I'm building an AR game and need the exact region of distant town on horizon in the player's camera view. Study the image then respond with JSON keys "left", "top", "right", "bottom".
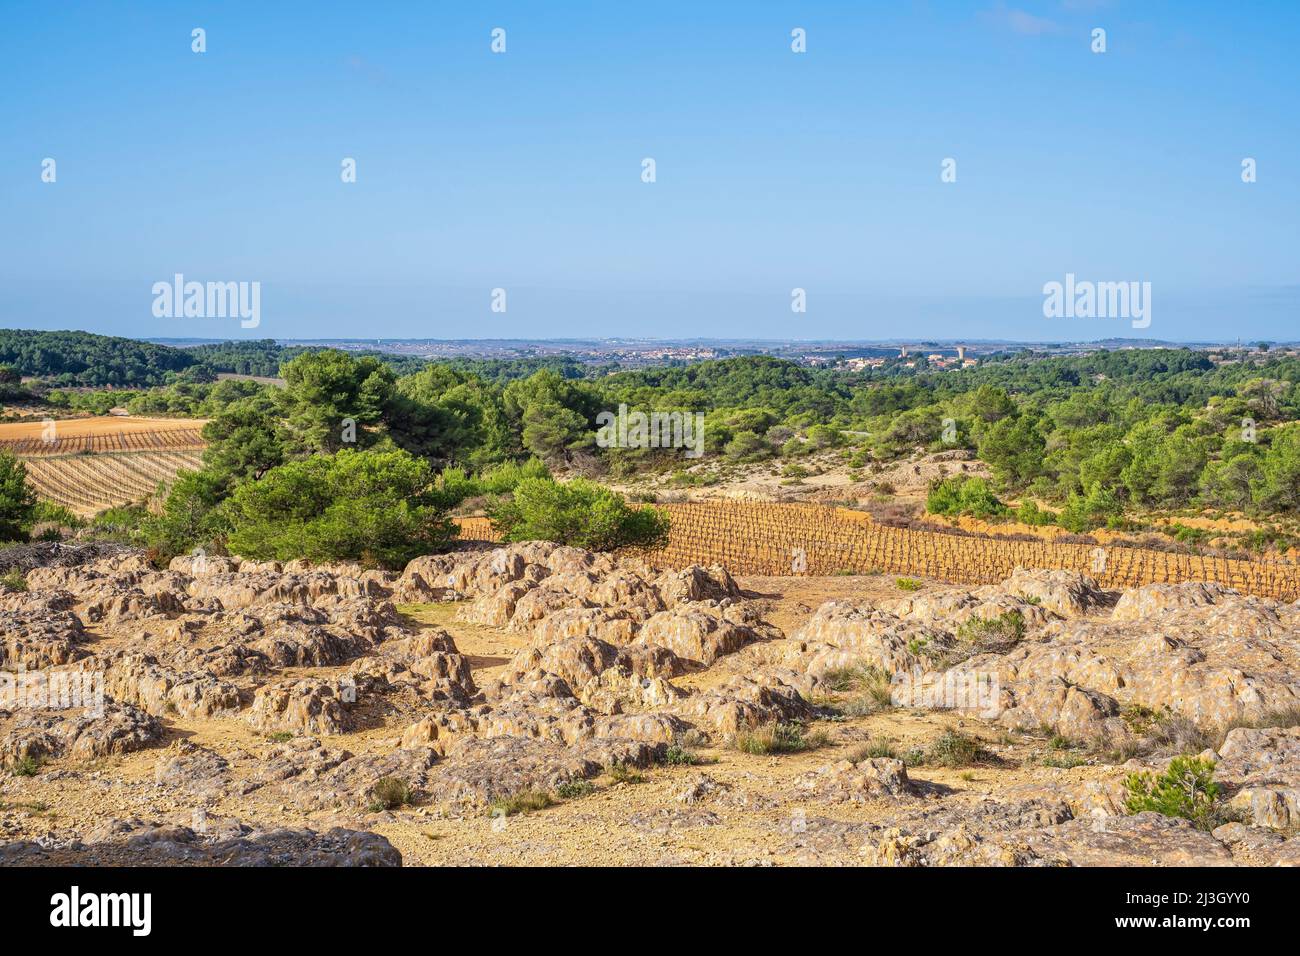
{"left": 122, "top": 332, "right": 1300, "bottom": 372}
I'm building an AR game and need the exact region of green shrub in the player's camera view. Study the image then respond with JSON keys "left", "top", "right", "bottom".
{"left": 781, "top": 437, "right": 812, "bottom": 458}
{"left": 1123, "top": 756, "right": 1226, "bottom": 830}
{"left": 1059, "top": 481, "right": 1124, "bottom": 533}
{"left": 0, "top": 452, "right": 36, "bottom": 542}
{"left": 1015, "top": 499, "right": 1056, "bottom": 526}
{"left": 926, "top": 476, "right": 1008, "bottom": 520}
{"left": 732, "top": 722, "right": 830, "bottom": 756}
{"left": 366, "top": 776, "right": 413, "bottom": 812}
{"left": 9, "top": 755, "right": 41, "bottom": 777}
{"left": 142, "top": 468, "right": 230, "bottom": 564}
{"left": 943, "top": 611, "right": 1026, "bottom": 667}
{"left": 1042, "top": 753, "right": 1086, "bottom": 769}
{"left": 660, "top": 745, "right": 701, "bottom": 766}
{"left": 437, "top": 458, "right": 550, "bottom": 506}
{"left": 605, "top": 761, "right": 645, "bottom": 784}
{"left": 477, "top": 457, "right": 550, "bottom": 495}
{"left": 31, "top": 501, "right": 83, "bottom": 528}
{"left": 821, "top": 663, "right": 894, "bottom": 713}
{"left": 956, "top": 611, "right": 1026, "bottom": 646}
{"left": 847, "top": 741, "right": 898, "bottom": 761}
{"left": 724, "top": 431, "right": 772, "bottom": 461}
{"left": 555, "top": 779, "right": 594, "bottom": 799}
{"left": 895, "top": 577, "right": 922, "bottom": 592}
{"left": 806, "top": 424, "right": 843, "bottom": 449}
{"left": 917, "top": 730, "right": 987, "bottom": 768}
{"left": 225, "top": 448, "right": 455, "bottom": 569}
{"left": 488, "top": 477, "right": 669, "bottom": 552}
{"left": 489, "top": 790, "right": 554, "bottom": 816}
{"left": 88, "top": 504, "right": 151, "bottom": 541}
{"left": 0, "top": 567, "right": 26, "bottom": 592}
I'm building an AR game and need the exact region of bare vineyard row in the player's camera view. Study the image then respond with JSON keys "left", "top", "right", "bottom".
{"left": 24, "top": 451, "right": 205, "bottom": 516}
{"left": 455, "top": 501, "right": 1300, "bottom": 602}
{"left": 0, "top": 428, "right": 207, "bottom": 457}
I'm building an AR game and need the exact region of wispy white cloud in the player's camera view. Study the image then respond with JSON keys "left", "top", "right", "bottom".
{"left": 984, "top": 3, "right": 1064, "bottom": 36}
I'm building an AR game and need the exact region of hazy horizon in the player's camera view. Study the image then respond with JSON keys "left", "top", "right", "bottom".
{"left": 9, "top": 326, "right": 1298, "bottom": 349}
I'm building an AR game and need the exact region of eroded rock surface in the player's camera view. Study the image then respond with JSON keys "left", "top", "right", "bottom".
{"left": 3, "top": 547, "right": 1299, "bottom": 867}
{"left": 0, "top": 819, "right": 400, "bottom": 866}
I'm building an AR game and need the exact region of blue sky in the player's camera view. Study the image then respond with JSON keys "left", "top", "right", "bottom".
{"left": 1, "top": 1, "right": 1296, "bottom": 342}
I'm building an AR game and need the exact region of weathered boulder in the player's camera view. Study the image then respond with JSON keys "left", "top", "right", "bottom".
{"left": 2, "top": 699, "right": 162, "bottom": 762}
{"left": 1001, "top": 568, "right": 1107, "bottom": 618}
{"left": 423, "top": 734, "right": 662, "bottom": 810}
{"left": 0, "top": 821, "right": 401, "bottom": 866}
{"left": 637, "top": 605, "right": 755, "bottom": 667}
{"left": 1111, "top": 581, "right": 1233, "bottom": 622}
{"left": 1217, "top": 726, "right": 1300, "bottom": 829}
{"left": 251, "top": 623, "right": 373, "bottom": 668}
{"left": 105, "top": 654, "right": 242, "bottom": 719}
{"left": 671, "top": 676, "right": 812, "bottom": 737}
{"left": 655, "top": 565, "right": 740, "bottom": 606}
{"left": 459, "top": 580, "right": 535, "bottom": 626}
{"left": 797, "top": 757, "right": 915, "bottom": 802}
{"left": 792, "top": 602, "right": 938, "bottom": 677}
{"left": 153, "top": 741, "right": 232, "bottom": 798}
{"left": 529, "top": 607, "right": 638, "bottom": 646}
{"left": 0, "top": 599, "right": 87, "bottom": 669}
{"left": 245, "top": 678, "right": 351, "bottom": 736}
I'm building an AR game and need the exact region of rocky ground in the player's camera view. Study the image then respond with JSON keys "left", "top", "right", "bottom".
{"left": 613, "top": 449, "right": 984, "bottom": 507}
{"left": 2, "top": 543, "right": 1299, "bottom": 866}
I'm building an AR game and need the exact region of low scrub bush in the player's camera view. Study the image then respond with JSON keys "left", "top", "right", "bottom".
{"left": 846, "top": 741, "right": 898, "bottom": 762}
{"left": 555, "top": 779, "right": 594, "bottom": 799}
{"left": 605, "top": 761, "right": 645, "bottom": 784}
{"left": 926, "top": 476, "right": 1009, "bottom": 521}
{"left": 1123, "top": 756, "right": 1229, "bottom": 831}
{"left": 9, "top": 755, "right": 42, "bottom": 777}
{"left": 223, "top": 449, "right": 456, "bottom": 569}
{"left": 660, "top": 745, "right": 702, "bottom": 766}
{"left": 910, "top": 730, "right": 989, "bottom": 768}
{"left": 942, "top": 611, "right": 1026, "bottom": 667}
{"left": 820, "top": 663, "right": 894, "bottom": 714}
{"left": 366, "top": 777, "right": 413, "bottom": 812}
{"left": 733, "top": 722, "right": 830, "bottom": 756}
{"left": 489, "top": 790, "right": 554, "bottom": 816}
{"left": 489, "top": 477, "right": 670, "bottom": 552}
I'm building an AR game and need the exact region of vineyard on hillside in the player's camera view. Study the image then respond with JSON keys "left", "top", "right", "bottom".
{"left": 22, "top": 451, "right": 205, "bottom": 516}
{"left": 0, "top": 417, "right": 209, "bottom": 517}
{"left": 0, "top": 427, "right": 206, "bottom": 456}
{"left": 456, "top": 501, "right": 1300, "bottom": 602}
{"left": 0, "top": 416, "right": 206, "bottom": 456}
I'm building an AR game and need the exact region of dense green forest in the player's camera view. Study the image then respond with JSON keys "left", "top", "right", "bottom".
{"left": 120, "top": 346, "right": 1297, "bottom": 561}
{"left": 0, "top": 329, "right": 199, "bottom": 386}
{"left": 0, "top": 331, "right": 442, "bottom": 388}
{"left": 178, "top": 340, "right": 598, "bottom": 381}
{"left": 5, "top": 329, "right": 1299, "bottom": 561}
{"left": 180, "top": 339, "right": 432, "bottom": 378}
